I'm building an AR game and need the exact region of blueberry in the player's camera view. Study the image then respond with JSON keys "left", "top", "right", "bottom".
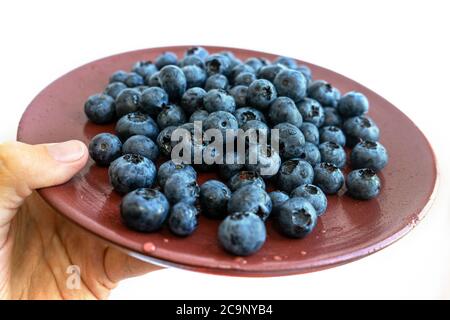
{"left": 181, "top": 87, "right": 207, "bottom": 115}
{"left": 319, "top": 126, "right": 346, "bottom": 146}
{"left": 269, "top": 191, "right": 290, "bottom": 217}
{"left": 247, "top": 79, "right": 277, "bottom": 111}
{"left": 343, "top": 116, "right": 380, "bottom": 147}
{"left": 273, "top": 69, "right": 307, "bottom": 103}
{"left": 136, "top": 85, "right": 150, "bottom": 93}
{"left": 179, "top": 55, "right": 205, "bottom": 69}
{"left": 104, "top": 82, "right": 127, "bottom": 100}
{"left": 274, "top": 56, "right": 298, "bottom": 69}
{"left": 84, "top": 93, "right": 116, "bottom": 124}
{"left": 323, "top": 107, "right": 343, "bottom": 127}
{"left": 189, "top": 109, "right": 209, "bottom": 122}
{"left": 168, "top": 202, "right": 199, "bottom": 236}
{"left": 109, "top": 154, "right": 156, "bottom": 194}
{"left": 132, "top": 61, "right": 158, "bottom": 78}
{"left": 257, "top": 64, "right": 286, "bottom": 83}
{"left": 157, "top": 160, "right": 197, "bottom": 188}
{"left": 219, "top": 51, "right": 241, "bottom": 70}
{"left": 115, "top": 88, "right": 141, "bottom": 118}
{"left": 159, "top": 65, "right": 187, "bottom": 101}
{"left": 199, "top": 180, "right": 231, "bottom": 219}
{"left": 313, "top": 162, "right": 344, "bottom": 194}
{"left": 205, "top": 54, "right": 231, "bottom": 76}
{"left": 124, "top": 72, "right": 145, "bottom": 88}
{"left": 240, "top": 120, "right": 270, "bottom": 141}
{"left": 218, "top": 152, "right": 245, "bottom": 180}
{"left": 346, "top": 168, "right": 381, "bottom": 200}
{"left": 277, "top": 197, "right": 317, "bottom": 238}
{"left": 230, "top": 64, "right": 255, "bottom": 82}
{"left": 234, "top": 107, "right": 266, "bottom": 127}
{"left": 239, "top": 119, "right": 268, "bottom": 139}
{"left": 268, "top": 96, "right": 303, "bottom": 128}
{"left": 234, "top": 72, "right": 256, "bottom": 87}
{"left": 318, "top": 141, "right": 346, "bottom": 168}
{"left": 122, "top": 135, "right": 159, "bottom": 161}
{"left": 116, "top": 111, "right": 159, "bottom": 141}
{"left": 300, "top": 122, "right": 320, "bottom": 145}
{"left": 296, "top": 65, "right": 311, "bottom": 76}
{"left": 245, "top": 144, "right": 281, "bottom": 179}
{"left": 164, "top": 172, "right": 200, "bottom": 204}
{"left": 145, "top": 72, "right": 161, "bottom": 87}
{"left": 120, "top": 188, "right": 169, "bottom": 232}
{"left": 203, "top": 111, "right": 238, "bottom": 137}
{"left": 350, "top": 140, "right": 388, "bottom": 172}
{"left": 297, "top": 142, "right": 322, "bottom": 166}
{"left": 296, "top": 65, "right": 312, "bottom": 84}
{"left": 274, "top": 122, "right": 305, "bottom": 160}
{"left": 204, "top": 89, "right": 236, "bottom": 113}
{"left": 245, "top": 57, "right": 269, "bottom": 72}
{"left": 296, "top": 98, "right": 325, "bottom": 127}
{"left": 133, "top": 84, "right": 146, "bottom": 91}
{"left": 157, "top": 104, "right": 187, "bottom": 129}
{"left": 205, "top": 74, "right": 229, "bottom": 91}
{"left": 227, "top": 184, "right": 272, "bottom": 221}
{"left": 140, "top": 87, "right": 168, "bottom": 117}
{"left": 291, "top": 184, "right": 327, "bottom": 216}
{"left": 182, "top": 65, "right": 207, "bottom": 89}
{"left": 218, "top": 212, "right": 266, "bottom": 256}
{"left": 229, "top": 85, "right": 248, "bottom": 108}
{"left": 185, "top": 46, "right": 209, "bottom": 59}
{"left": 228, "top": 170, "right": 266, "bottom": 192}
{"left": 338, "top": 91, "right": 369, "bottom": 118}
{"left": 88, "top": 133, "right": 122, "bottom": 166}
{"left": 277, "top": 159, "right": 314, "bottom": 193}
{"left": 307, "top": 80, "right": 340, "bottom": 108}
{"left": 178, "top": 121, "right": 196, "bottom": 134}
{"left": 109, "top": 70, "right": 128, "bottom": 83}
{"left": 156, "top": 126, "right": 177, "bottom": 157}
{"left": 155, "top": 51, "right": 178, "bottom": 70}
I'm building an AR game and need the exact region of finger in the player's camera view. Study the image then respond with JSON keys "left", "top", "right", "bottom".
{"left": 0, "top": 140, "right": 88, "bottom": 225}
{"left": 104, "top": 246, "right": 163, "bottom": 283}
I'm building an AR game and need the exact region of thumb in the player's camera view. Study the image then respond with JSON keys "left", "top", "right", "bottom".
{"left": 0, "top": 140, "right": 88, "bottom": 224}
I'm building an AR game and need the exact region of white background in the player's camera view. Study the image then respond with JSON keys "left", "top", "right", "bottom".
{"left": 1, "top": 0, "right": 449, "bottom": 299}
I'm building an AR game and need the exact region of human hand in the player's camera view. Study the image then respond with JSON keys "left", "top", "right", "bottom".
{"left": 0, "top": 140, "right": 160, "bottom": 300}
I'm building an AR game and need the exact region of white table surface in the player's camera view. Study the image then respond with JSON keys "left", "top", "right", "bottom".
{"left": 1, "top": 0, "right": 449, "bottom": 299}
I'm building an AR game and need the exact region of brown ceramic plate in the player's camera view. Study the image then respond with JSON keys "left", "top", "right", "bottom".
{"left": 17, "top": 46, "right": 437, "bottom": 276}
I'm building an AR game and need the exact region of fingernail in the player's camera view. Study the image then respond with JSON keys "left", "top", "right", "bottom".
{"left": 47, "top": 140, "right": 86, "bottom": 162}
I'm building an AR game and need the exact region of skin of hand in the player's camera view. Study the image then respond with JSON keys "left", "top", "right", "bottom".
{"left": 0, "top": 140, "right": 160, "bottom": 300}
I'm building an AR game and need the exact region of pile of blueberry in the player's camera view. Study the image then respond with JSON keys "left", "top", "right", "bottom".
{"left": 85, "top": 47, "right": 388, "bottom": 256}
